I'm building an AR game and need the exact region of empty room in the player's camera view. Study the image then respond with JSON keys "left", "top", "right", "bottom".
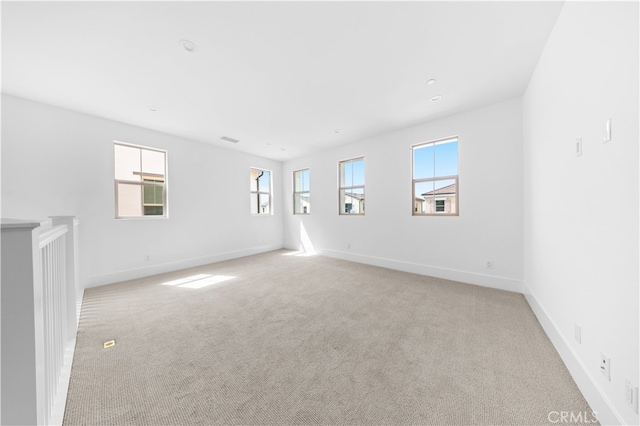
{"left": 1, "top": 1, "right": 638, "bottom": 425}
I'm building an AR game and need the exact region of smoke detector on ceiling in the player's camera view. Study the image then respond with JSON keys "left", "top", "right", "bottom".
{"left": 180, "top": 39, "right": 197, "bottom": 53}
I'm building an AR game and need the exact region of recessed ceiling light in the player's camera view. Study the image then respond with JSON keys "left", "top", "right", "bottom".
{"left": 147, "top": 106, "right": 157, "bottom": 112}
{"left": 180, "top": 39, "right": 197, "bottom": 53}
{"left": 431, "top": 95, "right": 442, "bottom": 102}
{"left": 426, "top": 79, "right": 436, "bottom": 85}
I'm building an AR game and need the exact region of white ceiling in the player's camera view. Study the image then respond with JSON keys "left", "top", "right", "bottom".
{"left": 2, "top": 1, "right": 563, "bottom": 161}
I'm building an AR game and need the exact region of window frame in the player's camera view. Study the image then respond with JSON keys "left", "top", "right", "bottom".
{"left": 338, "top": 156, "right": 365, "bottom": 216}
{"left": 293, "top": 168, "right": 310, "bottom": 215}
{"left": 411, "top": 136, "right": 459, "bottom": 217}
{"left": 114, "top": 141, "right": 168, "bottom": 220}
{"left": 250, "top": 167, "right": 272, "bottom": 215}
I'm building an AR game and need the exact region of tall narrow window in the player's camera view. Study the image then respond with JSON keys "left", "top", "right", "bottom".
{"left": 412, "top": 137, "right": 458, "bottom": 216}
{"left": 114, "top": 142, "right": 167, "bottom": 218}
{"left": 293, "top": 169, "right": 310, "bottom": 214}
{"left": 339, "top": 157, "right": 365, "bottom": 215}
{"left": 250, "top": 168, "right": 271, "bottom": 214}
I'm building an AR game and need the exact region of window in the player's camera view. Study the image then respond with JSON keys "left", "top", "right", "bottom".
{"left": 412, "top": 137, "right": 458, "bottom": 216}
{"left": 339, "top": 157, "right": 365, "bottom": 215}
{"left": 293, "top": 169, "right": 310, "bottom": 214}
{"left": 250, "top": 168, "right": 271, "bottom": 214}
{"left": 114, "top": 142, "right": 167, "bottom": 218}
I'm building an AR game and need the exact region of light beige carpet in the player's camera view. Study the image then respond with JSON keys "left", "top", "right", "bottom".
{"left": 63, "top": 250, "right": 595, "bottom": 425}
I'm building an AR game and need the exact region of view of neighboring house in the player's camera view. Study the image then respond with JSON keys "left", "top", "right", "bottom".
{"left": 344, "top": 192, "right": 365, "bottom": 214}
{"left": 420, "top": 183, "right": 457, "bottom": 214}
{"left": 299, "top": 195, "right": 310, "bottom": 214}
{"left": 414, "top": 197, "right": 425, "bottom": 213}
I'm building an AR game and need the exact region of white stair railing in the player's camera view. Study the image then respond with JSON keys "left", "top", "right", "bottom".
{"left": 1, "top": 216, "right": 80, "bottom": 426}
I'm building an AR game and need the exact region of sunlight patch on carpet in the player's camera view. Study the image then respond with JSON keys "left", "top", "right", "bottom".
{"left": 160, "top": 274, "right": 236, "bottom": 289}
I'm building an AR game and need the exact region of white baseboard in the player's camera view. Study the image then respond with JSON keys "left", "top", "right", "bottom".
{"left": 523, "top": 282, "right": 623, "bottom": 426}
{"left": 85, "top": 244, "right": 283, "bottom": 288}
{"left": 316, "top": 248, "right": 522, "bottom": 293}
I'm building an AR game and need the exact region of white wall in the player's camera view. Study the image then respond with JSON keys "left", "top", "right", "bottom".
{"left": 1, "top": 94, "right": 284, "bottom": 287}
{"left": 283, "top": 98, "right": 523, "bottom": 292}
{"left": 523, "top": 2, "right": 639, "bottom": 425}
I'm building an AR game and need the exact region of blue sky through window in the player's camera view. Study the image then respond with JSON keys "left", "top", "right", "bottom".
{"left": 258, "top": 170, "right": 270, "bottom": 192}
{"left": 413, "top": 139, "right": 458, "bottom": 191}
{"left": 340, "top": 158, "right": 365, "bottom": 187}
{"left": 295, "top": 169, "right": 310, "bottom": 192}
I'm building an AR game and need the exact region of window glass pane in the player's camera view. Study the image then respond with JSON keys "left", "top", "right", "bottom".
{"left": 421, "top": 178, "right": 457, "bottom": 214}
{"left": 250, "top": 169, "right": 262, "bottom": 191}
{"left": 434, "top": 140, "right": 458, "bottom": 177}
{"left": 259, "top": 170, "right": 271, "bottom": 193}
{"left": 414, "top": 196, "right": 425, "bottom": 214}
{"left": 144, "top": 206, "right": 163, "bottom": 216}
{"left": 433, "top": 178, "right": 456, "bottom": 194}
{"left": 340, "top": 188, "right": 364, "bottom": 214}
{"left": 294, "top": 193, "right": 310, "bottom": 214}
{"left": 259, "top": 193, "right": 271, "bottom": 214}
{"left": 143, "top": 184, "right": 154, "bottom": 204}
{"left": 116, "top": 183, "right": 143, "bottom": 217}
{"left": 294, "top": 170, "right": 302, "bottom": 192}
{"left": 141, "top": 149, "right": 165, "bottom": 176}
{"left": 143, "top": 182, "right": 163, "bottom": 205}
{"left": 415, "top": 180, "right": 435, "bottom": 199}
{"left": 352, "top": 159, "right": 365, "bottom": 186}
{"left": 340, "top": 162, "right": 352, "bottom": 187}
{"left": 339, "top": 190, "right": 347, "bottom": 213}
{"left": 114, "top": 144, "right": 141, "bottom": 181}
{"left": 250, "top": 192, "right": 259, "bottom": 214}
{"left": 156, "top": 186, "right": 163, "bottom": 204}
{"left": 413, "top": 144, "right": 434, "bottom": 180}
{"left": 294, "top": 169, "right": 309, "bottom": 192}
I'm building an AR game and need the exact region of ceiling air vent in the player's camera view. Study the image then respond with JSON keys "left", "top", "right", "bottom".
{"left": 221, "top": 136, "right": 239, "bottom": 144}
